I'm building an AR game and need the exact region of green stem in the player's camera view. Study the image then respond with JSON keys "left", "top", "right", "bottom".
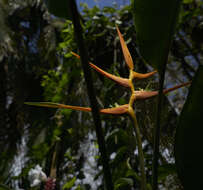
{"left": 128, "top": 107, "right": 147, "bottom": 190}
{"left": 69, "top": 1, "right": 113, "bottom": 190}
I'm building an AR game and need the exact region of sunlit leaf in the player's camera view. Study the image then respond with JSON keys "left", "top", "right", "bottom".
{"left": 116, "top": 26, "right": 134, "bottom": 70}
{"left": 175, "top": 66, "right": 203, "bottom": 189}
{"left": 63, "top": 177, "right": 76, "bottom": 190}
{"left": 183, "top": 0, "right": 193, "bottom": 3}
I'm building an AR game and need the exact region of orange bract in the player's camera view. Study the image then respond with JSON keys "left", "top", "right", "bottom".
{"left": 116, "top": 26, "right": 134, "bottom": 70}
{"left": 89, "top": 63, "right": 130, "bottom": 88}
{"left": 134, "top": 82, "right": 191, "bottom": 100}
{"left": 25, "top": 102, "right": 129, "bottom": 115}
{"left": 71, "top": 52, "right": 156, "bottom": 88}
{"left": 71, "top": 51, "right": 130, "bottom": 88}
{"left": 133, "top": 70, "right": 157, "bottom": 79}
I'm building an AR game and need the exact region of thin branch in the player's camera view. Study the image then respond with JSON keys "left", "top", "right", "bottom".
{"left": 69, "top": 1, "right": 113, "bottom": 189}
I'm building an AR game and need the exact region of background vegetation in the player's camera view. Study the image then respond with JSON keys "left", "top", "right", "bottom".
{"left": 0, "top": 0, "right": 202, "bottom": 189}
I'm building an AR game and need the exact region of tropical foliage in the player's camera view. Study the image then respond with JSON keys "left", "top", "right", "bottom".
{"left": 0, "top": 0, "right": 202, "bottom": 190}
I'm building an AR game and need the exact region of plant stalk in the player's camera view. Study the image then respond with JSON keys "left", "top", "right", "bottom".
{"left": 128, "top": 70, "right": 147, "bottom": 190}
{"left": 69, "top": 1, "right": 113, "bottom": 189}
{"left": 128, "top": 108, "right": 148, "bottom": 190}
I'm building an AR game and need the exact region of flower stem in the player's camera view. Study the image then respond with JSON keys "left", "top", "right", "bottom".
{"left": 128, "top": 70, "right": 147, "bottom": 190}
{"left": 128, "top": 107, "right": 148, "bottom": 190}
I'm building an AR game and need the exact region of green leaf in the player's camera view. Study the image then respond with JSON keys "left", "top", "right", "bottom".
{"left": 183, "top": 0, "right": 193, "bottom": 4}
{"left": 63, "top": 177, "right": 76, "bottom": 190}
{"left": 126, "top": 169, "right": 140, "bottom": 181}
{"left": 158, "top": 164, "right": 176, "bottom": 182}
{"left": 46, "top": 0, "right": 72, "bottom": 20}
{"left": 114, "top": 177, "right": 133, "bottom": 190}
{"left": 132, "top": 0, "right": 181, "bottom": 72}
{"left": 0, "top": 184, "right": 12, "bottom": 190}
{"left": 175, "top": 65, "right": 203, "bottom": 189}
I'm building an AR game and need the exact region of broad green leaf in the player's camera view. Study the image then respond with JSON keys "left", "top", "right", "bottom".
{"left": 63, "top": 177, "right": 76, "bottom": 190}
{"left": 175, "top": 65, "right": 203, "bottom": 189}
{"left": 132, "top": 0, "right": 181, "bottom": 72}
{"left": 46, "top": 0, "right": 72, "bottom": 20}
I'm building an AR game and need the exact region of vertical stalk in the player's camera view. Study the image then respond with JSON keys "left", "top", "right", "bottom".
{"left": 128, "top": 70, "right": 147, "bottom": 190}
{"left": 69, "top": 1, "right": 113, "bottom": 189}
{"left": 128, "top": 108, "right": 147, "bottom": 190}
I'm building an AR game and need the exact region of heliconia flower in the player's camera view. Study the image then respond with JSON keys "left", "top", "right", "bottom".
{"left": 134, "top": 82, "right": 191, "bottom": 100}
{"left": 25, "top": 81, "right": 190, "bottom": 116}
{"left": 25, "top": 102, "right": 129, "bottom": 115}
{"left": 71, "top": 52, "right": 156, "bottom": 88}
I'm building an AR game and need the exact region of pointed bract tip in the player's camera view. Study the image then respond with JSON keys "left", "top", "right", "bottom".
{"left": 89, "top": 63, "right": 130, "bottom": 88}
{"left": 71, "top": 51, "right": 80, "bottom": 59}
{"left": 25, "top": 102, "right": 129, "bottom": 115}
{"left": 134, "top": 81, "right": 191, "bottom": 100}
{"left": 116, "top": 26, "right": 134, "bottom": 70}
{"left": 133, "top": 70, "right": 157, "bottom": 79}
